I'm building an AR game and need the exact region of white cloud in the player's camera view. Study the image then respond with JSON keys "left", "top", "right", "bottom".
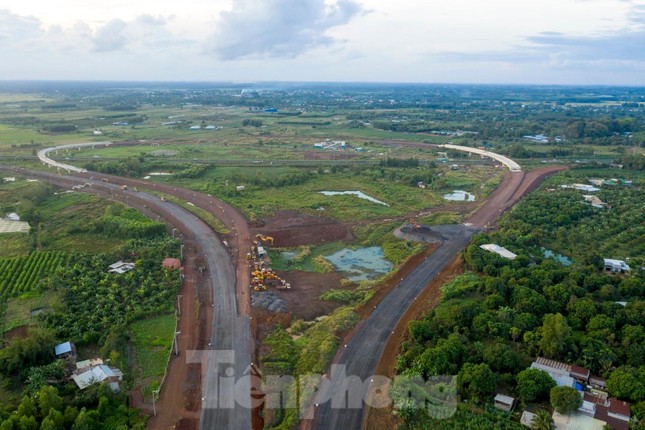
{"left": 0, "top": 9, "right": 41, "bottom": 46}
{"left": 208, "top": 0, "right": 365, "bottom": 60}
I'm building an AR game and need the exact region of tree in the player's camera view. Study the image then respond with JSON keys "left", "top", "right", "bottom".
{"left": 550, "top": 386, "right": 583, "bottom": 414}
{"left": 458, "top": 363, "right": 497, "bottom": 403}
{"left": 517, "top": 368, "right": 556, "bottom": 402}
{"left": 540, "top": 313, "right": 571, "bottom": 358}
{"left": 607, "top": 366, "right": 645, "bottom": 403}
{"left": 16, "top": 396, "right": 37, "bottom": 418}
{"left": 531, "top": 409, "right": 555, "bottom": 430}
{"left": 483, "top": 342, "right": 521, "bottom": 373}
{"left": 71, "top": 409, "right": 100, "bottom": 430}
{"left": 37, "top": 386, "right": 63, "bottom": 417}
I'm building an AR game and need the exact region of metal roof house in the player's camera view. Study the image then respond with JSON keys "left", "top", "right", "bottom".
{"left": 108, "top": 261, "right": 135, "bottom": 274}
{"left": 480, "top": 244, "right": 517, "bottom": 260}
{"left": 603, "top": 259, "right": 630, "bottom": 273}
{"left": 54, "top": 341, "right": 76, "bottom": 359}
{"left": 72, "top": 364, "right": 123, "bottom": 392}
{"left": 494, "top": 394, "right": 516, "bottom": 412}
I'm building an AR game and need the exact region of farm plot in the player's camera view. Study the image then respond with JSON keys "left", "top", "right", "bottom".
{"left": 0, "top": 251, "right": 68, "bottom": 299}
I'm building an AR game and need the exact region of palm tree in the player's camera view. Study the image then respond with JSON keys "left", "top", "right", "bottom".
{"left": 531, "top": 409, "right": 555, "bottom": 430}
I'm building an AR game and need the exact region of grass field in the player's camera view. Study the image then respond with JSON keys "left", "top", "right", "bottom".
{"left": 130, "top": 314, "right": 176, "bottom": 384}
{"left": 0, "top": 233, "right": 30, "bottom": 257}
{"left": 2, "top": 290, "right": 63, "bottom": 332}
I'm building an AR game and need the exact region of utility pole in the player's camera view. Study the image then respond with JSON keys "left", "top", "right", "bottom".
{"left": 172, "top": 228, "right": 178, "bottom": 239}
{"left": 152, "top": 389, "right": 159, "bottom": 416}
{"left": 177, "top": 295, "right": 183, "bottom": 316}
{"left": 174, "top": 331, "right": 181, "bottom": 355}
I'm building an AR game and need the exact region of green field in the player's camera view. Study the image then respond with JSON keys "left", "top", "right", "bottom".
{"left": 130, "top": 314, "right": 176, "bottom": 384}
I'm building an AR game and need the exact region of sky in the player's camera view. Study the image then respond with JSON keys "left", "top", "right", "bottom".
{"left": 1, "top": 0, "right": 644, "bottom": 85}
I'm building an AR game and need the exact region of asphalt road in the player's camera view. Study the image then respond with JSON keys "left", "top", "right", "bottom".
{"left": 0, "top": 166, "right": 252, "bottom": 429}
{"left": 311, "top": 225, "right": 476, "bottom": 430}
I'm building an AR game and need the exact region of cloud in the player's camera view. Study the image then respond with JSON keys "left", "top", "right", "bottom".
{"left": 526, "top": 30, "right": 645, "bottom": 62}
{"left": 92, "top": 19, "right": 129, "bottom": 52}
{"left": 433, "top": 1, "right": 645, "bottom": 71}
{"left": 0, "top": 9, "right": 42, "bottom": 45}
{"left": 209, "top": 0, "right": 365, "bottom": 60}
{"left": 92, "top": 14, "right": 179, "bottom": 52}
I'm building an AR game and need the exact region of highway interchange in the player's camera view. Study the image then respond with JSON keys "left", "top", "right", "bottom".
{"left": 12, "top": 141, "right": 562, "bottom": 430}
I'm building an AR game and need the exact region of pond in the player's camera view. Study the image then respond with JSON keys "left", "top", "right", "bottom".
{"left": 443, "top": 190, "right": 476, "bottom": 201}
{"left": 319, "top": 191, "right": 389, "bottom": 206}
{"left": 324, "top": 246, "right": 393, "bottom": 281}
{"left": 541, "top": 247, "right": 572, "bottom": 266}
{"left": 280, "top": 251, "right": 298, "bottom": 261}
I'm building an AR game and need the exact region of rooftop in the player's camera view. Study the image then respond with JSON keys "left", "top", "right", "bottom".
{"left": 480, "top": 244, "right": 517, "bottom": 260}
{"left": 494, "top": 394, "right": 515, "bottom": 405}
{"left": 54, "top": 341, "right": 73, "bottom": 356}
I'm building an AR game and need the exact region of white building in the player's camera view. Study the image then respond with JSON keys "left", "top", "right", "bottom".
{"left": 108, "top": 261, "right": 135, "bottom": 274}
{"left": 480, "top": 244, "right": 517, "bottom": 260}
{"left": 603, "top": 259, "right": 630, "bottom": 273}
{"left": 72, "top": 364, "right": 123, "bottom": 392}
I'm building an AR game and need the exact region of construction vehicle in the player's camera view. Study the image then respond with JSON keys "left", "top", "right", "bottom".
{"left": 160, "top": 196, "right": 167, "bottom": 202}
{"left": 255, "top": 234, "right": 274, "bottom": 246}
{"left": 121, "top": 185, "right": 128, "bottom": 190}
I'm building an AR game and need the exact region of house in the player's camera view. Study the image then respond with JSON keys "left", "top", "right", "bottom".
{"left": 2, "top": 177, "right": 16, "bottom": 182}
{"left": 520, "top": 411, "right": 537, "bottom": 428}
{"left": 108, "top": 261, "right": 135, "bottom": 274}
{"left": 480, "top": 244, "right": 517, "bottom": 260}
{"left": 54, "top": 341, "right": 76, "bottom": 359}
{"left": 582, "top": 195, "right": 608, "bottom": 209}
{"left": 493, "top": 394, "right": 516, "bottom": 412}
{"left": 75, "top": 358, "right": 103, "bottom": 372}
{"left": 72, "top": 364, "right": 123, "bottom": 392}
{"left": 523, "top": 134, "right": 550, "bottom": 143}
{"left": 5, "top": 213, "right": 20, "bottom": 221}
{"left": 584, "top": 392, "right": 631, "bottom": 430}
{"left": 588, "top": 179, "right": 605, "bottom": 187}
{"left": 526, "top": 358, "right": 632, "bottom": 429}
{"left": 162, "top": 258, "right": 182, "bottom": 270}
{"left": 552, "top": 411, "right": 606, "bottom": 430}
{"left": 603, "top": 259, "right": 630, "bottom": 273}
{"left": 93, "top": 130, "right": 103, "bottom": 136}
{"left": 236, "top": 185, "right": 245, "bottom": 191}
{"left": 570, "top": 365, "right": 590, "bottom": 382}
{"left": 529, "top": 357, "right": 591, "bottom": 387}
{"left": 417, "top": 181, "right": 426, "bottom": 189}
{"left": 589, "top": 376, "right": 607, "bottom": 390}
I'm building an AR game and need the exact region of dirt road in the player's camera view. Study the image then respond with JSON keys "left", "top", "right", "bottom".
{"left": 309, "top": 166, "right": 565, "bottom": 430}
{"left": 2, "top": 166, "right": 253, "bottom": 430}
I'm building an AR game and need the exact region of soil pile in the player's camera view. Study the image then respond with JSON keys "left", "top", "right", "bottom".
{"left": 252, "top": 291, "right": 288, "bottom": 313}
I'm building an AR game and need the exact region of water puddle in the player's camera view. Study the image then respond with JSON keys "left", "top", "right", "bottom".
{"left": 541, "top": 247, "right": 572, "bottom": 266}
{"left": 443, "top": 190, "right": 476, "bottom": 201}
{"left": 319, "top": 191, "right": 389, "bottom": 206}
{"left": 324, "top": 247, "right": 393, "bottom": 281}
{"left": 280, "top": 251, "right": 298, "bottom": 261}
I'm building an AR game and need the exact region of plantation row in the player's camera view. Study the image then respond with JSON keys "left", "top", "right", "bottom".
{"left": 0, "top": 251, "right": 69, "bottom": 299}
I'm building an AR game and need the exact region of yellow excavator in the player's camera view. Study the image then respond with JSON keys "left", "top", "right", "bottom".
{"left": 255, "top": 234, "right": 274, "bottom": 245}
